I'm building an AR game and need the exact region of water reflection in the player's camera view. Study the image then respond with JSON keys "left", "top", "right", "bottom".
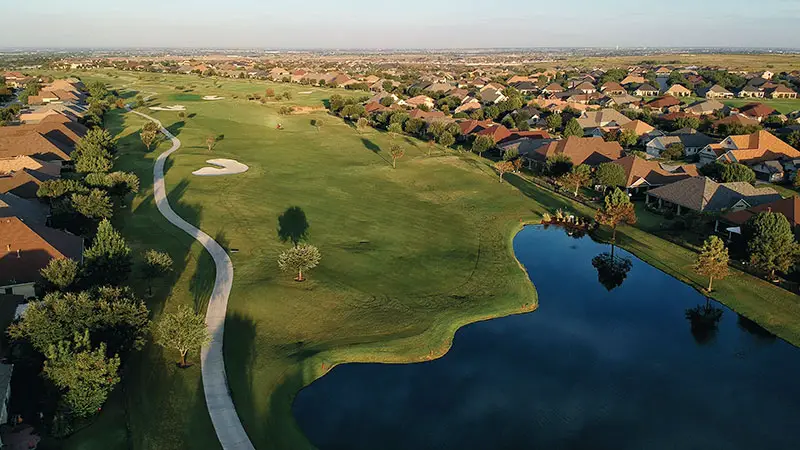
{"left": 685, "top": 299, "right": 724, "bottom": 345}
{"left": 591, "top": 250, "right": 633, "bottom": 292}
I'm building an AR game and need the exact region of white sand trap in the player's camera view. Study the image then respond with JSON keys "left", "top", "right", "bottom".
{"left": 202, "top": 95, "right": 225, "bottom": 100}
{"left": 192, "top": 159, "right": 249, "bottom": 176}
{"left": 149, "top": 105, "right": 186, "bottom": 111}
{"left": 298, "top": 91, "right": 314, "bottom": 94}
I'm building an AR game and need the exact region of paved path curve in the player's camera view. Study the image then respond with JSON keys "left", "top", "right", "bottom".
{"left": 130, "top": 110, "right": 256, "bottom": 450}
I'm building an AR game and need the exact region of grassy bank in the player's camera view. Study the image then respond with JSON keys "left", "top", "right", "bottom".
{"left": 59, "top": 69, "right": 800, "bottom": 449}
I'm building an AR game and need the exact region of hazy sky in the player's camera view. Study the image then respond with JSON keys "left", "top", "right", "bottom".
{"left": 5, "top": 0, "right": 800, "bottom": 49}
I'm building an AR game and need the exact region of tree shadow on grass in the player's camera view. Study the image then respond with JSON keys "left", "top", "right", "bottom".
{"left": 505, "top": 173, "right": 581, "bottom": 215}
{"left": 223, "top": 313, "right": 259, "bottom": 445}
{"left": 361, "top": 138, "right": 391, "bottom": 165}
{"left": 190, "top": 230, "right": 229, "bottom": 313}
{"left": 165, "top": 120, "right": 185, "bottom": 138}
{"left": 277, "top": 207, "right": 310, "bottom": 246}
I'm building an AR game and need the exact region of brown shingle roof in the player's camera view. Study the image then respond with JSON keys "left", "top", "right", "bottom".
{"left": 534, "top": 136, "right": 623, "bottom": 166}
{"left": 723, "top": 196, "right": 800, "bottom": 227}
{"left": 0, "top": 217, "right": 83, "bottom": 286}
{"left": 647, "top": 176, "right": 781, "bottom": 212}
{"left": 612, "top": 155, "right": 698, "bottom": 188}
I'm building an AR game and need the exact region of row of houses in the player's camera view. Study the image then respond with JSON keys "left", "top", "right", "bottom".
{"left": 1, "top": 77, "right": 88, "bottom": 298}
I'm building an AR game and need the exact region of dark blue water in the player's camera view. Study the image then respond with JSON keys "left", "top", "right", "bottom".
{"left": 292, "top": 225, "right": 800, "bottom": 450}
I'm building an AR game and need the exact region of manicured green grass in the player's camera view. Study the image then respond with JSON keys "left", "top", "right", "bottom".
{"left": 723, "top": 98, "right": 800, "bottom": 114}
{"left": 60, "top": 69, "right": 800, "bottom": 449}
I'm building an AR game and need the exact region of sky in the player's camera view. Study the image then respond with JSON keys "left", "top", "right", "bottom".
{"left": 4, "top": 0, "right": 800, "bottom": 49}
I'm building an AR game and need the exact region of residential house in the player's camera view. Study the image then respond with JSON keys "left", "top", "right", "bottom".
{"left": 620, "top": 75, "right": 646, "bottom": 86}
{"left": 603, "top": 94, "right": 641, "bottom": 109}
{"left": 457, "top": 119, "right": 495, "bottom": 136}
{"left": 479, "top": 88, "right": 507, "bottom": 105}
{"left": 633, "top": 83, "right": 660, "bottom": 97}
{"left": 738, "top": 103, "right": 777, "bottom": 122}
{"left": 574, "top": 82, "right": 597, "bottom": 94}
{"left": 613, "top": 155, "right": 699, "bottom": 193}
{"left": 426, "top": 83, "right": 454, "bottom": 94}
{"left": 401, "top": 95, "right": 435, "bottom": 110}
{"left": 542, "top": 83, "right": 565, "bottom": 95}
{"left": 738, "top": 85, "right": 765, "bottom": 98}
{"left": 575, "top": 109, "right": 631, "bottom": 129}
{"left": 767, "top": 85, "right": 797, "bottom": 99}
{"left": 655, "top": 67, "right": 673, "bottom": 77}
{"left": 600, "top": 82, "right": 626, "bottom": 95}
{"left": 0, "top": 193, "right": 48, "bottom": 225}
{"left": 619, "top": 120, "right": 656, "bottom": 137}
{"left": 0, "top": 216, "right": 83, "bottom": 297}
{"left": 531, "top": 136, "right": 623, "bottom": 166}
{"left": 646, "top": 96, "right": 682, "bottom": 113}
{"left": 646, "top": 130, "right": 715, "bottom": 157}
{"left": 476, "top": 124, "right": 513, "bottom": 144}
{"left": 455, "top": 98, "right": 481, "bottom": 114}
{"left": 511, "top": 81, "right": 538, "bottom": 95}
{"left": 664, "top": 84, "right": 692, "bottom": 97}
{"left": 684, "top": 99, "right": 726, "bottom": 116}
{"left": 0, "top": 169, "right": 55, "bottom": 198}
{"left": 721, "top": 196, "right": 800, "bottom": 232}
{"left": 646, "top": 176, "right": 781, "bottom": 215}
{"left": 703, "top": 84, "right": 734, "bottom": 99}
{"left": 698, "top": 130, "right": 800, "bottom": 180}
{"left": 712, "top": 114, "right": 760, "bottom": 132}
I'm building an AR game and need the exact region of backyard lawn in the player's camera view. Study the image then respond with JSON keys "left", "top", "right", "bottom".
{"left": 60, "top": 70, "right": 800, "bottom": 449}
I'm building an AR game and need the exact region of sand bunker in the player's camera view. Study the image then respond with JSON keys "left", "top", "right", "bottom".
{"left": 298, "top": 91, "right": 314, "bottom": 94}
{"left": 202, "top": 95, "right": 225, "bottom": 100}
{"left": 192, "top": 159, "right": 249, "bottom": 176}
{"left": 149, "top": 105, "right": 186, "bottom": 111}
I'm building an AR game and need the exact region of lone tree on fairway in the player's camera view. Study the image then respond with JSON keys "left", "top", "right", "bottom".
{"left": 277, "top": 206, "right": 310, "bottom": 246}
{"left": 563, "top": 118, "right": 583, "bottom": 138}
{"left": 154, "top": 305, "right": 210, "bottom": 368}
{"left": 40, "top": 258, "right": 79, "bottom": 292}
{"left": 494, "top": 160, "right": 515, "bottom": 183}
{"left": 140, "top": 121, "right": 161, "bottom": 151}
{"left": 142, "top": 249, "right": 173, "bottom": 296}
{"left": 745, "top": 211, "right": 800, "bottom": 279}
{"left": 278, "top": 243, "right": 321, "bottom": 281}
{"left": 595, "top": 188, "right": 637, "bottom": 242}
{"left": 560, "top": 164, "right": 592, "bottom": 196}
{"left": 471, "top": 135, "right": 494, "bottom": 158}
{"left": 44, "top": 330, "right": 121, "bottom": 418}
{"left": 389, "top": 143, "right": 405, "bottom": 168}
{"left": 694, "top": 236, "right": 729, "bottom": 292}
{"left": 206, "top": 135, "right": 217, "bottom": 152}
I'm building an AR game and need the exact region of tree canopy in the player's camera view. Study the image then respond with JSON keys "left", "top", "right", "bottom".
{"left": 278, "top": 244, "right": 321, "bottom": 281}
{"left": 595, "top": 188, "right": 637, "bottom": 241}
{"left": 154, "top": 305, "right": 210, "bottom": 367}
{"left": 694, "top": 236, "right": 730, "bottom": 291}
{"left": 745, "top": 211, "right": 800, "bottom": 277}
{"left": 83, "top": 219, "right": 132, "bottom": 286}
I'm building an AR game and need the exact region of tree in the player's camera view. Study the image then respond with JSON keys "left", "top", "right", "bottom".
{"left": 83, "top": 219, "right": 132, "bottom": 286}
{"left": 595, "top": 188, "right": 637, "bottom": 242}
{"left": 154, "top": 305, "right": 210, "bottom": 368}
{"left": 142, "top": 250, "right": 173, "bottom": 296}
{"left": 19, "top": 80, "right": 41, "bottom": 104}
{"left": 546, "top": 154, "right": 573, "bottom": 177}
{"left": 44, "top": 330, "right": 120, "bottom": 418}
{"left": 494, "top": 160, "right": 515, "bottom": 183}
{"left": 661, "top": 142, "right": 685, "bottom": 160}
{"left": 356, "top": 117, "right": 370, "bottom": 131}
{"left": 73, "top": 128, "right": 115, "bottom": 173}
{"left": 674, "top": 116, "right": 701, "bottom": 130}
{"left": 40, "top": 258, "right": 79, "bottom": 292}
{"left": 694, "top": 236, "right": 730, "bottom": 292}
{"left": 471, "top": 135, "right": 494, "bottom": 157}
{"left": 340, "top": 104, "right": 366, "bottom": 120}
{"left": 559, "top": 164, "right": 592, "bottom": 196}
{"left": 437, "top": 132, "right": 455, "bottom": 148}
{"left": 745, "top": 211, "right": 800, "bottom": 278}
{"left": 719, "top": 163, "right": 756, "bottom": 183}
{"left": 403, "top": 118, "right": 425, "bottom": 136}
{"left": 206, "top": 135, "right": 217, "bottom": 152}
{"left": 389, "top": 143, "right": 405, "bottom": 168}
{"left": 617, "top": 129, "right": 638, "bottom": 148}
{"left": 387, "top": 122, "right": 403, "bottom": 136}
{"left": 140, "top": 121, "right": 161, "bottom": 151}
{"left": 787, "top": 130, "right": 800, "bottom": 150}
{"left": 503, "top": 147, "right": 519, "bottom": 161}
{"left": 71, "top": 189, "right": 113, "bottom": 220}
{"left": 8, "top": 288, "right": 149, "bottom": 356}
{"left": 594, "top": 162, "right": 626, "bottom": 191}
{"left": 563, "top": 118, "right": 583, "bottom": 138}
{"left": 277, "top": 243, "right": 321, "bottom": 281}
{"left": 546, "top": 113, "right": 562, "bottom": 131}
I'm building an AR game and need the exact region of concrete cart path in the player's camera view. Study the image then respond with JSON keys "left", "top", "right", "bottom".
{"left": 129, "top": 109, "right": 255, "bottom": 450}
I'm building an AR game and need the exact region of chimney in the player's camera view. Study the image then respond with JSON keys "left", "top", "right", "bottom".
{"left": 5, "top": 244, "right": 9, "bottom": 252}
{"left": 17, "top": 249, "right": 21, "bottom": 258}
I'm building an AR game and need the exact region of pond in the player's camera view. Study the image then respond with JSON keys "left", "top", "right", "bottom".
{"left": 292, "top": 225, "right": 800, "bottom": 449}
